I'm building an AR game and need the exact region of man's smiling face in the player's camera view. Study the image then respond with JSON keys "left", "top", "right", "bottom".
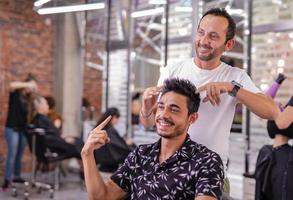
{"left": 155, "top": 91, "right": 196, "bottom": 139}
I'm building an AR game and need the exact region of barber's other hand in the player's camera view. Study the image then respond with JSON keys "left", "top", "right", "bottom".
{"left": 81, "top": 116, "right": 112, "bottom": 156}
{"left": 197, "top": 82, "right": 233, "bottom": 106}
{"left": 142, "top": 86, "right": 162, "bottom": 115}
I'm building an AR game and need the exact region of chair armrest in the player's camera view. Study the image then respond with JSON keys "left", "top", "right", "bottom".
{"left": 27, "top": 128, "right": 46, "bottom": 135}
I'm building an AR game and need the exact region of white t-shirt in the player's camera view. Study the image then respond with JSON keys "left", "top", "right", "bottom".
{"left": 158, "top": 58, "right": 261, "bottom": 166}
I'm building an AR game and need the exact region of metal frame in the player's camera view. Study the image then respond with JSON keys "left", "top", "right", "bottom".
{"left": 253, "top": 20, "right": 293, "bottom": 34}
{"left": 244, "top": 0, "right": 253, "bottom": 174}
{"left": 105, "top": 0, "right": 112, "bottom": 109}
{"left": 127, "top": 0, "right": 134, "bottom": 137}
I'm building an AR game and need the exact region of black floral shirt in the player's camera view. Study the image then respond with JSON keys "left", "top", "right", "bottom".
{"left": 111, "top": 135, "right": 224, "bottom": 200}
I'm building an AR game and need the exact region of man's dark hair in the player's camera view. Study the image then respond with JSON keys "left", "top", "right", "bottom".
{"left": 161, "top": 78, "right": 200, "bottom": 115}
{"left": 200, "top": 8, "right": 236, "bottom": 42}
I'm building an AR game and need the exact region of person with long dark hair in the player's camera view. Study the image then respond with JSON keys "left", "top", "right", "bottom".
{"left": 255, "top": 96, "right": 293, "bottom": 200}
{"left": 94, "top": 107, "right": 135, "bottom": 172}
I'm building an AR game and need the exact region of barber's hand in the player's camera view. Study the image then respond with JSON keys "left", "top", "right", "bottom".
{"left": 81, "top": 116, "right": 112, "bottom": 156}
{"left": 28, "top": 80, "right": 38, "bottom": 91}
{"left": 197, "top": 82, "right": 233, "bottom": 106}
{"left": 141, "top": 86, "right": 162, "bottom": 115}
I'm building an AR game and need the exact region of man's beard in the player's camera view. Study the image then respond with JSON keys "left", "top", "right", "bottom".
{"left": 196, "top": 43, "right": 225, "bottom": 61}
{"left": 156, "top": 118, "right": 187, "bottom": 139}
{"left": 158, "top": 129, "right": 183, "bottom": 139}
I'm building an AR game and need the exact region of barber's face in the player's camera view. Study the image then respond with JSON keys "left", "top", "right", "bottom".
{"left": 155, "top": 92, "right": 196, "bottom": 139}
{"left": 195, "top": 15, "right": 231, "bottom": 61}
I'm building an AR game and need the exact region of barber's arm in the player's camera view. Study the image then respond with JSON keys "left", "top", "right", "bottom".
{"left": 197, "top": 82, "right": 279, "bottom": 120}
{"left": 275, "top": 106, "right": 293, "bottom": 129}
{"left": 81, "top": 116, "right": 127, "bottom": 200}
{"left": 236, "top": 89, "right": 279, "bottom": 120}
{"left": 140, "top": 86, "right": 161, "bottom": 128}
{"left": 10, "top": 80, "right": 37, "bottom": 91}
{"left": 275, "top": 97, "right": 293, "bottom": 129}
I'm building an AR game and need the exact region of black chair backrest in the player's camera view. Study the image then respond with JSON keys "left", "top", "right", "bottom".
{"left": 25, "top": 124, "right": 49, "bottom": 163}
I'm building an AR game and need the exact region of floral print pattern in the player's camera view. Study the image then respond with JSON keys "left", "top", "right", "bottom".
{"left": 111, "top": 135, "right": 224, "bottom": 200}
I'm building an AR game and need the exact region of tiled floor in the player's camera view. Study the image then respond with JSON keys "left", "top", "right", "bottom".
{"left": 1, "top": 170, "right": 243, "bottom": 200}
{"left": 0, "top": 170, "right": 89, "bottom": 200}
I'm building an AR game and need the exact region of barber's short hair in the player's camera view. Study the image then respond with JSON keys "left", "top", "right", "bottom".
{"left": 200, "top": 8, "right": 236, "bottom": 42}
{"left": 161, "top": 78, "right": 200, "bottom": 115}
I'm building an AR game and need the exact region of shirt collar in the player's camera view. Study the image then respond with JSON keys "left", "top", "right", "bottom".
{"left": 150, "top": 134, "right": 197, "bottom": 164}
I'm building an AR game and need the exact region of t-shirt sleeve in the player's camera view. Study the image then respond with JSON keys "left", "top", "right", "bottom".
{"left": 239, "top": 72, "right": 261, "bottom": 94}
{"left": 157, "top": 65, "right": 171, "bottom": 86}
{"left": 110, "top": 149, "right": 137, "bottom": 193}
{"left": 157, "top": 60, "right": 188, "bottom": 86}
{"left": 195, "top": 152, "right": 224, "bottom": 199}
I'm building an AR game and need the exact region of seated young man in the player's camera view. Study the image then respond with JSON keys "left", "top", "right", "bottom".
{"left": 81, "top": 78, "right": 224, "bottom": 200}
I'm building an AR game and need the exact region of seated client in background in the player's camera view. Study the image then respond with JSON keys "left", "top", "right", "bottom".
{"left": 31, "top": 96, "right": 83, "bottom": 161}
{"left": 94, "top": 107, "right": 136, "bottom": 172}
{"left": 255, "top": 95, "right": 293, "bottom": 200}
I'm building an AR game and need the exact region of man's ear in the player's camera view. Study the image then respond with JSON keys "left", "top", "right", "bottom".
{"left": 188, "top": 113, "right": 198, "bottom": 124}
{"left": 225, "top": 39, "right": 235, "bottom": 51}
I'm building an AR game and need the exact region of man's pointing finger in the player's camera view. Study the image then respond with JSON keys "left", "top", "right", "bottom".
{"left": 93, "top": 116, "right": 112, "bottom": 132}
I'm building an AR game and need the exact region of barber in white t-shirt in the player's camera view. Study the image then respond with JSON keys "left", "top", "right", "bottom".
{"left": 140, "top": 8, "right": 279, "bottom": 184}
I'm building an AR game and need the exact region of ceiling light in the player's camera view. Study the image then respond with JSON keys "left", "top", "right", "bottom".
{"left": 277, "top": 59, "right": 285, "bottom": 67}
{"left": 277, "top": 67, "right": 284, "bottom": 74}
{"left": 131, "top": 7, "right": 164, "bottom": 18}
{"left": 37, "top": 3, "right": 105, "bottom": 15}
{"left": 174, "top": 6, "right": 192, "bottom": 12}
{"left": 178, "top": 28, "right": 188, "bottom": 36}
{"left": 226, "top": 8, "right": 245, "bottom": 16}
{"left": 149, "top": 0, "right": 166, "bottom": 4}
{"left": 260, "top": 83, "right": 269, "bottom": 92}
{"left": 272, "top": 0, "right": 283, "bottom": 5}
{"left": 267, "top": 38, "right": 273, "bottom": 43}
{"left": 34, "top": 0, "right": 51, "bottom": 7}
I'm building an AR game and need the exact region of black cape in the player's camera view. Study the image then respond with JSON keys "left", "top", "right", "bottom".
{"left": 30, "top": 114, "right": 82, "bottom": 159}
{"left": 255, "top": 144, "right": 293, "bottom": 200}
{"left": 94, "top": 125, "right": 135, "bottom": 172}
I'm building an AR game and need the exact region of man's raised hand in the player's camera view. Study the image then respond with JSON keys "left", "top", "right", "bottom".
{"left": 81, "top": 116, "right": 112, "bottom": 156}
